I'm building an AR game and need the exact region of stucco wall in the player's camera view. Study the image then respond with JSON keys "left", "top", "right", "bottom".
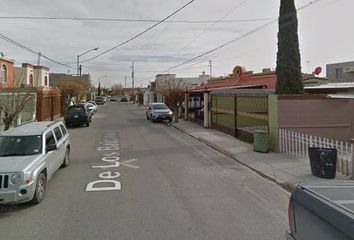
{"left": 278, "top": 95, "right": 354, "bottom": 142}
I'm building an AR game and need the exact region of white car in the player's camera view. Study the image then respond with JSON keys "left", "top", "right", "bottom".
{"left": 146, "top": 103, "right": 173, "bottom": 122}
{"left": 86, "top": 101, "right": 98, "bottom": 113}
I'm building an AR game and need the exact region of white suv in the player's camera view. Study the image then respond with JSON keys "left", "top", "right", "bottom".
{"left": 0, "top": 120, "right": 71, "bottom": 204}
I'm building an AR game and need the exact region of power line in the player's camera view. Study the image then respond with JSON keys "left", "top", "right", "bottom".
{"left": 0, "top": 33, "right": 72, "bottom": 68}
{"left": 0, "top": 16, "right": 273, "bottom": 24}
{"left": 79, "top": 0, "right": 195, "bottom": 63}
{"left": 178, "top": 0, "right": 250, "bottom": 52}
{"left": 159, "top": 0, "right": 321, "bottom": 74}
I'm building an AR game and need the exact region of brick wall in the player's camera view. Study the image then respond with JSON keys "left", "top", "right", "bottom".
{"left": 36, "top": 87, "right": 62, "bottom": 121}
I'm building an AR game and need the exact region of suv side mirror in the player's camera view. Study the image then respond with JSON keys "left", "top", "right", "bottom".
{"left": 46, "top": 144, "right": 57, "bottom": 153}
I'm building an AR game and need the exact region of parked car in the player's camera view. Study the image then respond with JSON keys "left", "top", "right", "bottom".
{"left": 286, "top": 181, "right": 354, "bottom": 240}
{"left": 110, "top": 96, "right": 118, "bottom": 102}
{"left": 146, "top": 103, "right": 173, "bottom": 122}
{"left": 85, "top": 102, "right": 97, "bottom": 113}
{"left": 0, "top": 120, "right": 71, "bottom": 204}
{"left": 64, "top": 104, "right": 92, "bottom": 127}
{"left": 87, "top": 101, "right": 98, "bottom": 112}
{"left": 95, "top": 96, "right": 105, "bottom": 105}
{"left": 101, "top": 95, "right": 108, "bottom": 103}
{"left": 121, "top": 97, "right": 128, "bottom": 102}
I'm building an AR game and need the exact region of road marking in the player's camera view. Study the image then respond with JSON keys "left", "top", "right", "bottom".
{"left": 85, "top": 132, "right": 140, "bottom": 192}
{"left": 121, "top": 158, "right": 140, "bottom": 169}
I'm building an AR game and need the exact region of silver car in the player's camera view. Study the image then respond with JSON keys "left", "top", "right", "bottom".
{"left": 0, "top": 120, "right": 71, "bottom": 204}
{"left": 146, "top": 103, "right": 173, "bottom": 122}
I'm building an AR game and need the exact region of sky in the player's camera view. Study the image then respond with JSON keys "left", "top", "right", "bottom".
{"left": 0, "top": 0, "right": 352, "bottom": 87}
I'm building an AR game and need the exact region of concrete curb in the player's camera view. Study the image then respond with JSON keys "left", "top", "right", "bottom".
{"left": 171, "top": 123, "right": 296, "bottom": 192}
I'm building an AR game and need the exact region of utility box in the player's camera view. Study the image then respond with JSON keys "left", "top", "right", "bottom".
{"left": 254, "top": 130, "right": 269, "bottom": 153}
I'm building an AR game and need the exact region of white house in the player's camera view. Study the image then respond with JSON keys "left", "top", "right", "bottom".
{"left": 14, "top": 63, "right": 49, "bottom": 87}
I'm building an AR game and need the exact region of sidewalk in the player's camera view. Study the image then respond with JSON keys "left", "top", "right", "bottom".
{"left": 172, "top": 120, "right": 350, "bottom": 191}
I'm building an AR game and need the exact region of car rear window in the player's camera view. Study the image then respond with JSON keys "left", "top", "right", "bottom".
{"left": 53, "top": 127, "right": 63, "bottom": 141}
{"left": 59, "top": 124, "right": 67, "bottom": 135}
{"left": 68, "top": 106, "right": 85, "bottom": 113}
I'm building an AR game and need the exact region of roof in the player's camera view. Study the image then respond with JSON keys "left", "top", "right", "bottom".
{"left": 1, "top": 121, "right": 62, "bottom": 136}
{"left": 305, "top": 82, "right": 354, "bottom": 90}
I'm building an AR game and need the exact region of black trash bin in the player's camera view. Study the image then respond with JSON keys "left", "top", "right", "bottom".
{"left": 308, "top": 147, "right": 337, "bottom": 179}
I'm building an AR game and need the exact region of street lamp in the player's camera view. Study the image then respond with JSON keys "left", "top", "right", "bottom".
{"left": 77, "top": 47, "right": 99, "bottom": 77}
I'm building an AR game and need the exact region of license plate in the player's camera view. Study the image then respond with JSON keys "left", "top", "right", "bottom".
{"left": 74, "top": 115, "right": 79, "bottom": 118}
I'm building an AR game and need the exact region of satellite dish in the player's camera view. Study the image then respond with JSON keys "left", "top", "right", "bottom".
{"left": 314, "top": 67, "right": 322, "bottom": 75}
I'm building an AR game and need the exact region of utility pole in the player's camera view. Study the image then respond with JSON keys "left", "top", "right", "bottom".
{"left": 125, "top": 76, "right": 127, "bottom": 88}
{"left": 209, "top": 60, "right": 212, "bottom": 76}
{"left": 131, "top": 62, "right": 135, "bottom": 89}
{"left": 209, "top": 60, "right": 212, "bottom": 79}
{"left": 131, "top": 61, "right": 135, "bottom": 103}
{"left": 37, "top": 52, "right": 42, "bottom": 66}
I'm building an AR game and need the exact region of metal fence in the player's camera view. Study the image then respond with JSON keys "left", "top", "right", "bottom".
{"left": 279, "top": 128, "right": 353, "bottom": 176}
{"left": 210, "top": 93, "right": 269, "bottom": 141}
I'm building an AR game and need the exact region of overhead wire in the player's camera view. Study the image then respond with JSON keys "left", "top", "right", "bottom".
{"left": 0, "top": 16, "right": 273, "bottom": 24}
{"left": 0, "top": 33, "right": 73, "bottom": 68}
{"left": 135, "top": 0, "right": 321, "bottom": 83}
{"left": 159, "top": 0, "right": 321, "bottom": 74}
{"left": 80, "top": 0, "right": 196, "bottom": 63}
{"left": 178, "top": 0, "right": 250, "bottom": 52}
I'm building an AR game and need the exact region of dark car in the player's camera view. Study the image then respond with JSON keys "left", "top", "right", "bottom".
{"left": 64, "top": 104, "right": 92, "bottom": 127}
{"left": 95, "top": 96, "right": 105, "bottom": 105}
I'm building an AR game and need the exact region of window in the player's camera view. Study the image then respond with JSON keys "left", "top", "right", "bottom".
{"left": 59, "top": 124, "right": 67, "bottom": 135}
{"left": 1, "top": 64, "right": 7, "bottom": 83}
{"left": 0, "top": 135, "right": 42, "bottom": 156}
{"left": 29, "top": 74, "right": 33, "bottom": 85}
{"left": 336, "top": 68, "right": 343, "bottom": 79}
{"left": 53, "top": 127, "right": 63, "bottom": 141}
{"left": 45, "top": 131, "right": 56, "bottom": 146}
{"left": 44, "top": 76, "right": 48, "bottom": 86}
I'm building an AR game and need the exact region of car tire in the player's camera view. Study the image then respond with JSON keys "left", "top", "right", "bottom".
{"left": 146, "top": 114, "right": 150, "bottom": 120}
{"left": 86, "top": 120, "right": 90, "bottom": 127}
{"left": 61, "top": 148, "right": 70, "bottom": 168}
{"left": 30, "top": 173, "right": 46, "bottom": 204}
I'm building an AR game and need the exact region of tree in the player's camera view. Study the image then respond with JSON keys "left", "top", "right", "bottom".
{"left": 98, "top": 82, "right": 102, "bottom": 96}
{"left": 0, "top": 88, "right": 36, "bottom": 131}
{"left": 157, "top": 77, "right": 190, "bottom": 123}
{"left": 275, "top": 0, "right": 304, "bottom": 94}
{"left": 111, "top": 84, "right": 123, "bottom": 96}
{"left": 53, "top": 76, "right": 85, "bottom": 110}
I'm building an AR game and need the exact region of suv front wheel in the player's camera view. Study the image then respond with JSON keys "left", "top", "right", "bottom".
{"left": 31, "top": 173, "right": 47, "bottom": 204}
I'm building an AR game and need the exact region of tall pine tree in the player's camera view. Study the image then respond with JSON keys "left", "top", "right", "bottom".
{"left": 98, "top": 82, "right": 101, "bottom": 96}
{"left": 275, "top": 0, "right": 304, "bottom": 94}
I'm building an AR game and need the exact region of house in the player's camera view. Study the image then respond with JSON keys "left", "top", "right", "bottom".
{"left": 327, "top": 61, "right": 354, "bottom": 83}
{"left": 194, "top": 66, "right": 276, "bottom": 91}
{"left": 14, "top": 63, "right": 49, "bottom": 87}
{"left": 143, "top": 71, "right": 210, "bottom": 106}
{"left": 0, "top": 57, "right": 14, "bottom": 88}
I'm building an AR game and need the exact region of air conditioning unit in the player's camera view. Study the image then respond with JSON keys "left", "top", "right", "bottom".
{"left": 343, "top": 66, "right": 354, "bottom": 73}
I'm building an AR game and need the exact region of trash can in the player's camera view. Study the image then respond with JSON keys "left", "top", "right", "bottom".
{"left": 308, "top": 147, "right": 337, "bottom": 179}
{"left": 253, "top": 130, "right": 269, "bottom": 153}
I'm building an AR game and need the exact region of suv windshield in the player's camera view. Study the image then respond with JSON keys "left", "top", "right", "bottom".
{"left": 152, "top": 104, "right": 168, "bottom": 110}
{"left": 0, "top": 135, "right": 42, "bottom": 157}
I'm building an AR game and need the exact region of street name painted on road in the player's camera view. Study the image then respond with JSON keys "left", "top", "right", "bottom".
{"left": 85, "top": 132, "right": 139, "bottom": 192}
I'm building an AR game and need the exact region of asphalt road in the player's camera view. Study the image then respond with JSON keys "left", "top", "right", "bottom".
{"left": 0, "top": 102, "right": 290, "bottom": 240}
